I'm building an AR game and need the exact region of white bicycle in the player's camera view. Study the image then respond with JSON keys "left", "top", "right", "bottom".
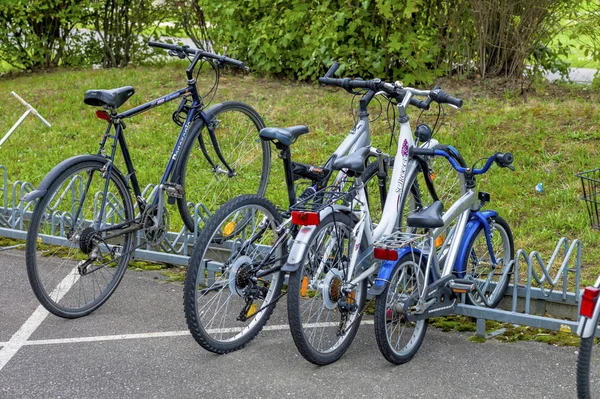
{"left": 283, "top": 76, "right": 511, "bottom": 365}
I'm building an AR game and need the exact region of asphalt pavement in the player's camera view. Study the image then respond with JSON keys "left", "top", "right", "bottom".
{"left": 0, "top": 249, "right": 597, "bottom": 399}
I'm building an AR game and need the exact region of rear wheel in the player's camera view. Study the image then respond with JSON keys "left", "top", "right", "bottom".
{"left": 184, "top": 195, "right": 285, "bottom": 353}
{"left": 25, "top": 159, "right": 135, "bottom": 318}
{"left": 287, "top": 212, "right": 367, "bottom": 365}
{"left": 177, "top": 101, "right": 271, "bottom": 232}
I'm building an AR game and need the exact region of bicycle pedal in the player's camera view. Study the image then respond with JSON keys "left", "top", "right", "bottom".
{"left": 163, "top": 183, "right": 185, "bottom": 199}
{"left": 447, "top": 280, "right": 476, "bottom": 294}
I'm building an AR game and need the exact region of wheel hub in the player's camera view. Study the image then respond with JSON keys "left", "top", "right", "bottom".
{"left": 321, "top": 269, "right": 344, "bottom": 310}
{"left": 78, "top": 227, "right": 98, "bottom": 254}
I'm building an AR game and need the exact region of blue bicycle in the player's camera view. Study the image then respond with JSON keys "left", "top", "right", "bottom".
{"left": 372, "top": 147, "right": 515, "bottom": 364}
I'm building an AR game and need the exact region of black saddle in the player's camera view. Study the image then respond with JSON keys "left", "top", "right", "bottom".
{"left": 259, "top": 125, "right": 309, "bottom": 146}
{"left": 332, "top": 147, "right": 371, "bottom": 175}
{"left": 84, "top": 86, "right": 135, "bottom": 109}
{"left": 407, "top": 201, "right": 444, "bottom": 228}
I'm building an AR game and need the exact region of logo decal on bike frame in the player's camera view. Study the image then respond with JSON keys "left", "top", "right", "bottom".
{"left": 395, "top": 139, "right": 409, "bottom": 193}
{"left": 401, "top": 139, "right": 409, "bottom": 156}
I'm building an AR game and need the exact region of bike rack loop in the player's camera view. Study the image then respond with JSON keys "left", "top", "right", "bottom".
{"left": 0, "top": 167, "right": 598, "bottom": 337}
{"left": 456, "top": 237, "right": 600, "bottom": 338}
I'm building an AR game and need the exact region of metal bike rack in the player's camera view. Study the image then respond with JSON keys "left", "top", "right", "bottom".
{"left": 456, "top": 237, "right": 600, "bottom": 338}
{"left": 0, "top": 167, "right": 203, "bottom": 266}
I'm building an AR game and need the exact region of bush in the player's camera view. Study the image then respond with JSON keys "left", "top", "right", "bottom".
{"left": 199, "top": 0, "right": 473, "bottom": 85}
{"left": 0, "top": 0, "right": 90, "bottom": 70}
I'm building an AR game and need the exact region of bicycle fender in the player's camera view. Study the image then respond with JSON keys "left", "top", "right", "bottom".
{"left": 369, "top": 247, "right": 422, "bottom": 296}
{"left": 22, "top": 155, "right": 116, "bottom": 202}
{"left": 577, "top": 299, "right": 600, "bottom": 338}
{"left": 453, "top": 210, "right": 498, "bottom": 277}
{"left": 281, "top": 225, "right": 317, "bottom": 272}
{"left": 281, "top": 205, "right": 352, "bottom": 273}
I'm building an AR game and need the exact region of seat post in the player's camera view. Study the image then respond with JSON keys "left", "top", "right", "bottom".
{"left": 277, "top": 143, "right": 297, "bottom": 206}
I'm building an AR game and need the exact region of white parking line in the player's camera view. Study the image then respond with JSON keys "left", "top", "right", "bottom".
{"left": 0, "top": 320, "right": 375, "bottom": 348}
{"left": 0, "top": 267, "right": 80, "bottom": 371}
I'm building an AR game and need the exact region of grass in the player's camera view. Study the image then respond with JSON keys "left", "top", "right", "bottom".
{"left": 1, "top": 64, "right": 600, "bottom": 285}
{"left": 432, "top": 315, "right": 585, "bottom": 347}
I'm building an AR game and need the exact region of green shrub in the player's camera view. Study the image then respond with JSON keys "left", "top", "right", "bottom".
{"left": 0, "top": 0, "right": 91, "bottom": 70}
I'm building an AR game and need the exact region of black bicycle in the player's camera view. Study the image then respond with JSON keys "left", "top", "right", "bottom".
{"left": 23, "top": 41, "right": 271, "bottom": 318}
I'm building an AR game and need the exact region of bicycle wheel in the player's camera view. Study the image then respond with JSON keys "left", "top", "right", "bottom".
{"left": 463, "top": 215, "right": 514, "bottom": 308}
{"left": 25, "top": 159, "right": 135, "bottom": 318}
{"left": 177, "top": 101, "right": 270, "bottom": 232}
{"left": 577, "top": 332, "right": 600, "bottom": 398}
{"left": 287, "top": 212, "right": 367, "bottom": 365}
{"left": 184, "top": 194, "right": 285, "bottom": 353}
{"left": 373, "top": 252, "right": 428, "bottom": 364}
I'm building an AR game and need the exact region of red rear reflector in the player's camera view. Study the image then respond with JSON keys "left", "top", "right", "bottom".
{"left": 291, "top": 211, "right": 320, "bottom": 226}
{"left": 96, "top": 110, "right": 111, "bottom": 121}
{"left": 580, "top": 287, "right": 600, "bottom": 318}
{"left": 374, "top": 247, "right": 398, "bottom": 261}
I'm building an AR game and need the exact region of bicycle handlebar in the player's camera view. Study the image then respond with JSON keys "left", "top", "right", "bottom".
{"left": 410, "top": 148, "right": 514, "bottom": 174}
{"left": 317, "top": 65, "right": 463, "bottom": 110}
{"left": 148, "top": 41, "right": 249, "bottom": 71}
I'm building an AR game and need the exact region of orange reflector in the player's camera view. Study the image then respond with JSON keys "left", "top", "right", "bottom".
{"left": 434, "top": 235, "right": 445, "bottom": 247}
{"left": 300, "top": 276, "right": 308, "bottom": 297}
{"left": 247, "top": 303, "right": 257, "bottom": 317}
{"left": 580, "top": 287, "right": 600, "bottom": 318}
{"left": 96, "top": 110, "right": 111, "bottom": 121}
{"left": 292, "top": 211, "right": 320, "bottom": 226}
{"left": 347, "top": 290, "right": 355, "bottom": 304}
{"left": 374, "top": 247, "right": 398, "bottom": 261}
{"left": 429, "top": 171, "right": 436, "bottom": 181}
{"left": 223, "top": 221, "right": 236, "bottom": 236}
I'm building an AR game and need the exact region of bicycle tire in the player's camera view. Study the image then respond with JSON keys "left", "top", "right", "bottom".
{"left": 184, "top": 194, "right": 285, "bottom": 353}
{"left": 577, "top": 333, "right": 599, "bottom": 399}
{"left": 373, "top": 252, "right": 429, "bottom": 364}
{"left": 464, "top": 215, "right": 514, "bottom": 308}
{"left": 287, "top": 211, "right": 367, "bottom": 365}
{"left": 25, "top": 160, "right": 135, "bottom": 318}
{"left": 176, "top": 101, "right": 271, "bottom": 232}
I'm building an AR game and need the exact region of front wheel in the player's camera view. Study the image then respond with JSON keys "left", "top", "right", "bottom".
{"left": 25, "top": 159, "right": 135, "bottom": 318}
{"left": 184, "top": 195, "right": 285, "bottom": 353}
{"left": 463, "top": 215, "right": 514, "bottom": 308}
{"left": 176, "top": 101, "right": 271, "bottom": 232}
{"left": 374, "top": 252, "right": 428, "bottom": 364}
{"left": 287, "top": 212, "right": 367, "bottom": 365}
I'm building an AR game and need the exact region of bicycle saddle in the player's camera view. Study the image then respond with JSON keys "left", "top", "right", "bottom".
{"left": 84, "top": 86, "right": 135, "bottom": 109}
{"left": 259, "top": 125, "right": 309, "bottom": 146}
{"left": 332, "top": 146, "right": 370, "bottom": 175}
{"left": 407, "top": 200, "right": 444, "bottom": 228}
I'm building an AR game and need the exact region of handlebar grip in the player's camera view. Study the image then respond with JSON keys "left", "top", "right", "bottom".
{"left": 495, "top": 152, "right": 514, "bottom": 167}
{"left": 318, "top": 77, "right": 342, "bottom": 86}
{"left": 324, "top": 62, "right": 340, "bottom": 78}
{"left": 410, "top": 147, "right": 436, "bottom": 157}
{"left": 148, "top": 41, "right": 174, "bottom": 50}
{"left": 430, "top": 88, "right": 463, "bottom": 108}
{"left": 220, "top": 55, "right": 247, "bottom": 70}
